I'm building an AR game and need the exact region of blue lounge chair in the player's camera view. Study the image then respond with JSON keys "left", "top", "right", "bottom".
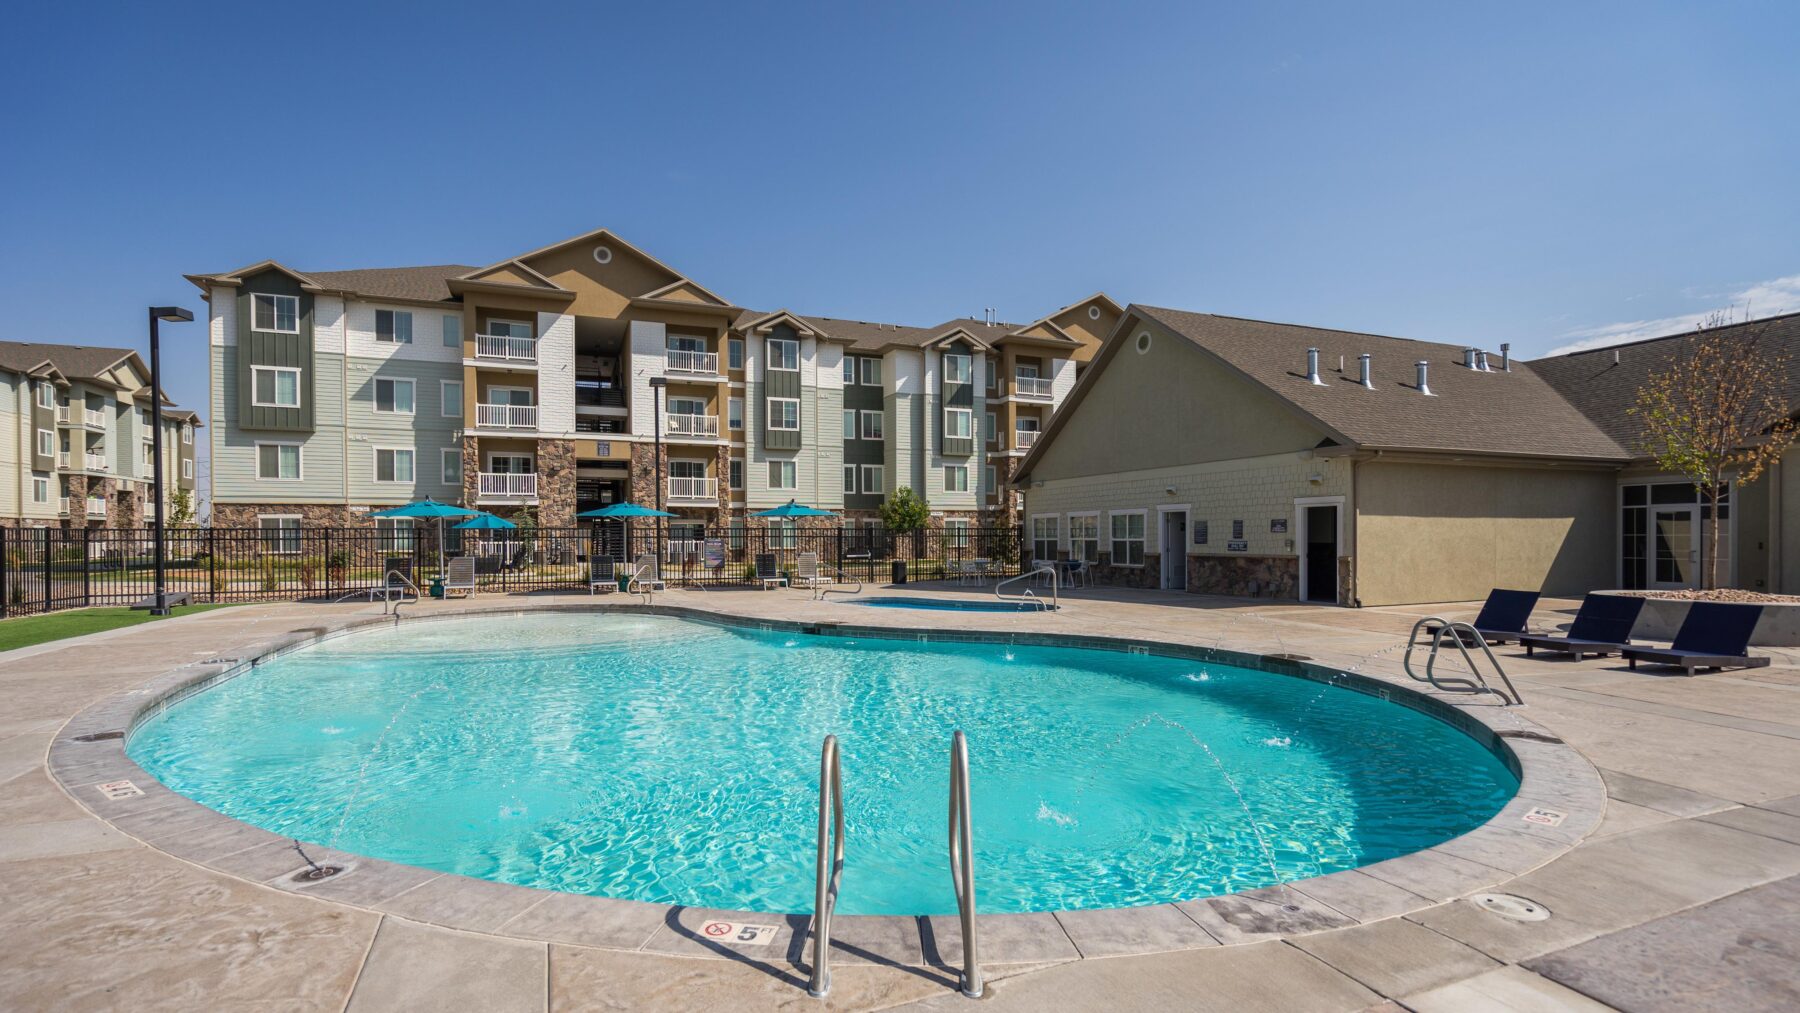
{"left": 1427, "top": 589, "right": 1541, "bottom": 645}
{"left": 1622, "top": 602, "right": 1769, "bottom": 676}
{"left": 1519, "top": 594, "right": 1646, "bottom": 659}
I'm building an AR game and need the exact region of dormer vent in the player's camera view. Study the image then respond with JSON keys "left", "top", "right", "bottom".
{"left": 1357, "top": 353, "right": 1373, "bottom": 389}
{"left": 1416, "top": 360, "right": 1434, "bottom": 396}
{"left": 1305, "top": 347, "right": 1326, "bottom": 386}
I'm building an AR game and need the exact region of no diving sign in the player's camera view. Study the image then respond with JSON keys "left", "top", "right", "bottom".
{"left": 699, "top": 920, "right": 780, "bottom": 946}
{"left": 96, "top": 780, "right": 144, "bottom": 800}
{"left": 1522, "top": 806, "right": 1567, "bottom": 828}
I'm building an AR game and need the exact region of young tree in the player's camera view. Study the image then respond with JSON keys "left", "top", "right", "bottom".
{"left": 169, "top": 487, "right": 195, "bottom": 527}
{"left": 878, "top": 487, "right": 931, "bottom": 534}
{"left": 1630, "top": 312, "right": 1796, "bottom": 589}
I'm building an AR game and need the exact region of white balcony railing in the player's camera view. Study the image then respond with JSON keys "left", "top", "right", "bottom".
{"left": 475, "top": 333, "right": 538, "bottom": 362}
{"left": 86, "top": 497, "right": 106, "bottom": 517}
{"left": 57, "top": 451, "right": 70, "bottom": 468}
{"left": 56, "top": 405, "right": 71, "bottom": 423}
{"left": 476, "top": 403, "right": 538, "bottom": 429}
{"left": 665, "top": 348, "right": 719, "bottom": 374}
{"left": 58, "top": 496, "right": 70, "bottom": 515}
{"left": 667, "top": 476, "right": 718, "bottom": 502}
{"left": 1013, "top": 375, "right": 1053, "bottom": 399}
{"left": 665, "top": 413, "right": 719, "bottom": 438}
{"left": 477, "top": 473, "right": 538, "bottom": 499}
{"left": 84, "top": 408, "right": 108, "bottom": 427}
{"left": 1013, "top": 429, "right": 1040, "bottom": 450}
{"left": 85, "top": 452, "right": 108, "bottom": 471}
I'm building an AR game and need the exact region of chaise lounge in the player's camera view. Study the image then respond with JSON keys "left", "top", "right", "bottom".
{"left": 1518, "top": 594, "right": 1646, "bottom": 659}
{"left": 1621, "top": 601, "right": 1769, "bottom": 676}
{"left": 1426, "top": 588, "right": 1541, "bottom": 645}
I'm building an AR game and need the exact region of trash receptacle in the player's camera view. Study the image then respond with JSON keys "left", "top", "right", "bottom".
{"left": 430, "top": 576, "right": 446, "bottom": 599}
{"left": 891, "top": 560, "right": 907, "bottom": 585}
{"left": 617, "top": 574, "right": 631, "bottom": 592}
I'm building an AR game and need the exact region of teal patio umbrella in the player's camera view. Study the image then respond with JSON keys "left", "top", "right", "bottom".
{"left": 453, "top": 512, "right": 518, "bottom": 530}
{"left": 368, "top": 498, "right": 478, "bottom": 577}
{"left": 750, "top": 500, "right": 837, "bottom": 559}
{"left": 576, "top": 502, "right": 676, "bottom": 560}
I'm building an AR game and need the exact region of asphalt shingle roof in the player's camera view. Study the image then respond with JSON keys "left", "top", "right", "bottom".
{"left": 0, "top": 340, "right": 136, "bottom": 384}
{"left": 301, "top": 265, "right": 476, "bottom": 304}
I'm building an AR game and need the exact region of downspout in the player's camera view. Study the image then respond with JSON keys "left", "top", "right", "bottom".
{"left": 341, "top": 297, "right": 351, "bottom": 514}
{"left": 1771, "top": 457, "right": 1783, "bottom": 594}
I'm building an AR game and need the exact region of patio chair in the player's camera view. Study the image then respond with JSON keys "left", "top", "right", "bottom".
{"left": 795, "top": 552, "right": 831, "bottom": 591}
{"left": 1424, "top": 589, "right": 1541, "bottom": 645}
{"left": 443, "top": 556, "right": 477, "bottom": 598}
{"left": 1519, "top": 594, "right": 1646, "bottom": 659}
{"left": 1061, "top": 558, "right": 1089, "bottom": 589}
{"left": 1622, "top": 602, "right": 1770, "bottom": 676}
{"left": 755, "top": 553, "right": 787, "bottom": 590}
{"left": 628, "top": 554, "right": 665, "bottom": 594}
{"left": 588, "top": 555, "right": 616, "bottom": 595}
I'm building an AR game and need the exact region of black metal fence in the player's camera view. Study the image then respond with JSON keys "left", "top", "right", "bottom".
{"left": 0, "top": 524, "right": 1026, "bottom": 617}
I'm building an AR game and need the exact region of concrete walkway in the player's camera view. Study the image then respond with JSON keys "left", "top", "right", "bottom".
{"left": 3, "top": 586, "right": 1799, "bottom": 1011}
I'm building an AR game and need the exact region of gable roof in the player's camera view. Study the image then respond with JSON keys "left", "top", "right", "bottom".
{"left": 1531, "top": 311, "right": 1800, "bottom": 455}
{"left": 0, "top": 341, "right": 140, "bottom": 386}
{"left": 187, "top": 262, "right": 475, "bottom": 304}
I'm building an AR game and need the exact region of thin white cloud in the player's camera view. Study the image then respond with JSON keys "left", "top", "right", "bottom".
{"left": 1548, "top": 274, "right": 1800, "bottom": 355}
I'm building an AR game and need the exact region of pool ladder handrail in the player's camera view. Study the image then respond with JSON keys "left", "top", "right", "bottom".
{"left": 384, "top": 571, "right": 421, "bottom": 616}
{"left": 806, "top": 735, "right": 846, "bottom": 999}
{"left": 994, "top": 564, "right": 1057, "bottom": 611}
{"left": 947, "top": 730, "right": 983, "bottom": 998}
{"left": 812, "top": 563, "right": 864, "bottom": 601}
{"left": 1403, "top": 617, "right": 1524, "bottom": 706}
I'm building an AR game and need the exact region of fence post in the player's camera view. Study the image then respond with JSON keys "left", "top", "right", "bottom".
{"left": 42, "top": 528, "right": 52, "bottom": 613}
{"left": 81, "top": 525, "right": 91, "bottom": 608}
{"left": 0, "top": 527, "right": 8, "bottom": 618}
{"left": 207, "top": 527, "right": 217, "bottom": 603}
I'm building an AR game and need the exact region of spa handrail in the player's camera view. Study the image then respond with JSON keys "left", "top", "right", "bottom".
{"left": 947, "top": 730, "right": 983, "bottom": 998}
{"left": 806, "top": 735, "right": 846, "bottom": 999}
{"left": 1403, "top": 617, "right": 1524, "bottom": 706}
{"left": 813, "top": 563, "right": 864, "bottom": 601}
{"left": 995, "top": 564, "right": 1057, "bottom": 611}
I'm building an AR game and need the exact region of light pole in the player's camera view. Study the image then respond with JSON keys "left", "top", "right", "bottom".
{"left": 650, "top": 376, "right": 666, "bottom": 565}
{"left": 148, "top": 306, "right": 193, "bottom": 616}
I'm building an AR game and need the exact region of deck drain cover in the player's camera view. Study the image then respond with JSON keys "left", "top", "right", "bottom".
{"left": 73, "top": 731, "right": 124, "bottom": 742}
{"left": 1266, "top": 653, "right": 1312, "bottom": 662}
{"left": 1472, "top": 893, "right": 1550, "bottom": 921}
{"left": 291, "top": 865, "right": 344, "bottom": 882}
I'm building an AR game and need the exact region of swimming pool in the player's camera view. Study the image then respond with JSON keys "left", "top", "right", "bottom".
{"left": 129, "top": 613, "right": 1517, "bottom": 916}
{"left": 848, "top": 596, "right": 1058, "bottom": 612}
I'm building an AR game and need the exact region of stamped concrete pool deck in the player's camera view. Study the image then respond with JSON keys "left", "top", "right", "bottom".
{"left": 3, "top": 585, "right": 1799, "bottom": 1011}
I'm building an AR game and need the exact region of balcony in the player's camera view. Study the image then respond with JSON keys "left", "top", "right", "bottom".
{"left": 57, "top": 451, "right": 69, "bottom": 469}
{"left": 84, "top": 452, "right": 108, "bottom": 472}
{"left": 477, "top": 472, "right": 538, "bottom": 502}
{"left": 476, "top": 333, "right": 538, "bottom": 362}
{"left": 86, "top": 497, "right": 106, "bottom": 518}
{"left": 1013, "top": 375, "right": 1053, "bottom": 399}
{"left": 666, "top": 413, "right": 719, "bottom": 438}
{"left": 476, "top": 403, "right": 538, "bottom": 430}
{"left": 665, "top": 349, "right": 719, "bottom": 375}
{"left": 1014, "top": 429, "right": 1040, "bottom": 450}
{"left": 667, "top": 476, "right": 718, "bottom": 503}
{"left": 58, "top": 496, "right": 69, "bottom": 515}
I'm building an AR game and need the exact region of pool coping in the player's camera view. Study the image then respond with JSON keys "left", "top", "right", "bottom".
{"left": 46, "top": 600, "right": 1606, "bottom": 968}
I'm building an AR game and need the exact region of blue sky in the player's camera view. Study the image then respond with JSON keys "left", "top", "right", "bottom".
{"left": 3, "top": 1, "right": 1796, "bottom": 443}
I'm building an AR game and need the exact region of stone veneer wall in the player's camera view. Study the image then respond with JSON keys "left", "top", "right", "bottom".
{"left": 212, "top": 503, "right": 365, "bottom": 528}
{"left": 629, "top": 443, "right": 728, "bottom": 526}
{"left": 1189, "top": 554, "right": 1300, "bottom": 599}
{"left": 536, "top": 439, "right": 577, "bottom": 528}
{"left": 1088, "top": 552, "right": 1162, "bottom": 589}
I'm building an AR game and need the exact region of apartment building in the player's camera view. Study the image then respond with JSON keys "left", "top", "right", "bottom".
{"left": 188, "top": 227, "right": 1113, "bottom": 538}
{"left": 0, "top": 342, "right": 199, "bottom": 529}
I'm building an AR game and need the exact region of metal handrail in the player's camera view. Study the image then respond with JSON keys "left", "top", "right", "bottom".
{"left": 995, "top": 564, "right": 1058, "bottom": 611}
{"left": 1403, "top": 617, "right": 1524, "bottom": 706}
{"left": 807, "top": 735, "right": 845, "bottom": 999}
{"left": 627, "top": 559, "right": 660, "bottom": 602}
{"left": 947, "top": 731, "right": 983, "bottom": 999}
{"left": 383, "top": 570, "right": 421, "bottom": 617}
{"left": 812, "top": 563, "right": 864, "bottom": 600}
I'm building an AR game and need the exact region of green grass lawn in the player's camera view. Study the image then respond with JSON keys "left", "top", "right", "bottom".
{"left": 0, "top": 604, "right": 239, "bottom": 653}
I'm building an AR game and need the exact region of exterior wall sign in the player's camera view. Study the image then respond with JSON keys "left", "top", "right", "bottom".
{"left": 1270, "top": 518, "right": 1288, "bottom": 533}
{"left": 594, "top": 441, "right": 612, "bottom": 456}
{"left": 1193, "top": 520, "right": 1207, "bottom": 545}
{"left": 1227, "top": 540, "right": 1248, "bottom": 552}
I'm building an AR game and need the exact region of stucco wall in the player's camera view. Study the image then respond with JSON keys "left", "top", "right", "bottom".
{"left": 1355, "top": 460, "right": 1615, "bottom": 605}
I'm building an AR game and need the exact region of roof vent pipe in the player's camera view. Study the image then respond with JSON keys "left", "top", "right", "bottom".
{"left": 1358, "top": 353, "right": 1373, "bottom": 389}
{"left": 1500, "top": 343, "right": 1512, "bottom": 371}
{"left": 1463, "top": 346, "right": 1480, "bottom": 369}
{"left": 1305, "top": 347, "right": 1326, "bottom": 385}
{"left": 1477, "top": 349, "right": 1491, "bottom": 371}
{"left": 1416, "top": 360, "right": 1434, "bottom": 396}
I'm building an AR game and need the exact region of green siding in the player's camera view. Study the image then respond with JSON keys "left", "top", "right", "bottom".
{"left": 761, "top": 324, "right": 802, "bottom": 451}
{"left": 235, "top": 271, "right": 315, "bottom": 432}
{"left": 941, "top": 342, "right": 974, "bottom": 457}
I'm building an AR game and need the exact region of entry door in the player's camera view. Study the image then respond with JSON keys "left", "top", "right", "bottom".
{"left": 1651, "top": 506, "right": 1700, "bottom": 589}
{"left": 1161, "top": 512, "right": 1187, "bottom": 590}
{"left": 1303, "top": 505, "right": 1339, "bottom": 603}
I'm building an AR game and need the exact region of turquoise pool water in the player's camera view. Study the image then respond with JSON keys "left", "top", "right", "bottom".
{"left": 129, "top": 613, "right": 1517, "bottom": 915}
{"left": 850, "top": 596, "right": 1057, "bottom": 612}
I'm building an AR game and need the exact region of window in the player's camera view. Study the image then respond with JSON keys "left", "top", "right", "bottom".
{"left": 944, "top": 353, "right": 971, "bottom": 384}
{"left": 1110, "top": 512, "right": 1146, "bottom": 566}
{"left": 843, "top": 409, "right": 857, "bottom": 440}
{"left": 666, "top": 334, "right": 706, "bottom": 354}
{"left": 668, "top": 395, "right": 707, "bottom": 418}
{"left": 375, "top": 309, "right": 413, "bottom": 343}
{"left": 842, "top": 356, "right": 856, "bottom": 384}
{"left": 985, "top": 465, "right": 996, "bottom": 494}
{"left": 729, "top": 397, "right": 744, "bottom": 431}
{"left": 258, "top": 515, "right": 302, "bottom": 554}
{"left": 1031, "top": 516, "right": 1059, "bottom": 561}
{"left": 843, "top": 464, "right": 857, "bottom": 495}
{"left": 728, "top": 337, "right": 744, "bottom": 370}
{"left": 36, "top": 383, "right": 52, "bottom": 409}
{"left": 31, "top": 477, "right": 48, "bottom": 503}
{"left": 769, "top": 460, "right": 796, "bottom": 489}
{"left": 181, "top": 424, "right": 193, "bottom": 445}
{"left": 376, "top": 518, "right": 415, "bottom": 552}
{"left": 944, "top": 408, "right": 972, "bottom": 440}
{"left": 484, "top": 319, "right": 531, "bottom": 339}
{"left": 945, "top": 519, "right": 970, "bottom": 549}
{"left": 182, "top": 459, "right": 194, "bottom": 479}
{"left": 728, "top": 517, "right": 746, "bottom": 549}
{"left": 766, "top": 397, "right": 799, "bottom": 430}
{"left": 256, "top": 442, "right": 301, "bottom": 480}
{"left": 861, "top": 465, "right": 883, "bottom": 495}
{"left": 729, "top": 459, "right": 744, "bottom": 490}
{"left": 1069, "top": 515, "right": 1100, "bottom": 562}
{"left": 767, "top": 337, "right": 799, "bottom": 370}
{"left": 442, "top": 448, "right": 461, "bottom": 486}
{"left": 986, "top": 364, "right": 997, "bottom": 392}
{"left": 375, "top": 447, "right": 415, "bottom": 483}
{"left": 943, "top": 465, "right": 968, "bottom": 492}
{"left": 374, "top": 378, "right": 415, "bottom": 414}
{"left": 984, "top": 412, "right": 996, "bottom": 443}
{"left": 860, "top": 357, "right": 882, "bottom": 386}
{"left": 860, "top": 410, "right": 884, "bottom": 440}
{"left": 442, "top": 314, "right": 461, "bottom": 348}
{"left": 772, "top": 518, "right": 798, "bottom": 550}
{"left": 251, "top": 366, "right": 301, "bottom": 408}
{"left": 441, "top": 380, "right": 463, "bottom": 417}
{"left": 252, "top": 293, "right": 299, "bottom": 333}
{"left": 36, "top": 429, "right": 53, "bottom": 457}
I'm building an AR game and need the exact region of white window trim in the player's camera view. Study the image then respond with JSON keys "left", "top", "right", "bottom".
{"left": 374, "top": 377, "right": 416, "bottom": 415}
{"left": 766, "top": 397, "right": 800, "bottom": 430}
{"left": 252, "top": 293, "right": 300, "bottom": 334}
{"left": 482, "top": 317, "right": 533, "bottom": 339}
{"left": 843, "top": 464, "right": 858, "bottom": 494}
{"left": 373, "top": 446, "right": 417, "bottom": 484}
{"left": 1294, "top": 495, "right": 1346, "bottom": 603}
{"left": 843, "top": 409, "right": 857, "bottom": 440}
{"left": 257, "top": 514, "right": 303, "bottom": 555}
{"left": 486, "top": 451, "right": 534, "bottom": 472}
{"left": 440, "top": 379, "right": 463, "bottom": 418}
{"left": 181, "top": 459, "right": 194, "bottom": 479}
{"left": 254, "top": 441, "right": 304, "bottom": 481}
{"left": 35, "top": 384, "right": 53, "bottom": 409}
{"left": 860, "top": 464, "right": 884, "bottom": 495}
{"left": 729, "top": 397, "right": 744, "bottom": 430}
{"left": 766, "top": 337, "right": 800, "bottom": 371}
{"left": 943, "top": 464, "right": 969, "bottom": 492}
{"left": 860, "top": 409, "right": 884, "bottom": 441}
{"left": 442, "top": 313, "right": 462, "bottom": 348}
{"left": 1108, "top": 508, "right": 1148, "bottom": 568}
{"left": 1067, "top": 511, "right": 1101, "bottom": 562}
{"left": 250, "top": 365, "right": 302, "bottom": 409}
{"left": 375, "top": 308, "right": 414, "bottom": 344}
{"left": 31, "top": 476, "right": 49, "bottom": 503}
{"left": 860, "top": 357, "right": 883, "bottom": 386}
{"left": 36, "top": 428, "right": 53, "bottom": 457}
{"left": 181, "top": 424, "right": 193, "bottom": 445}
{"left": 943, "top": 353, "right": 972, "bottom": 384}
{"left": 441, "top": 448, "right": 461, "bottom": 486}
{"left": 728, "top": 337, "right": 745, "bottom": 370}
{"left": 944, "top": 407, "right": 973, "bottom": 440}
{"left": 768, "top": 459, "right": 798, "bottom": 489}
{"left": 729, "top": 458, "right": 745, "bottom": 490}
